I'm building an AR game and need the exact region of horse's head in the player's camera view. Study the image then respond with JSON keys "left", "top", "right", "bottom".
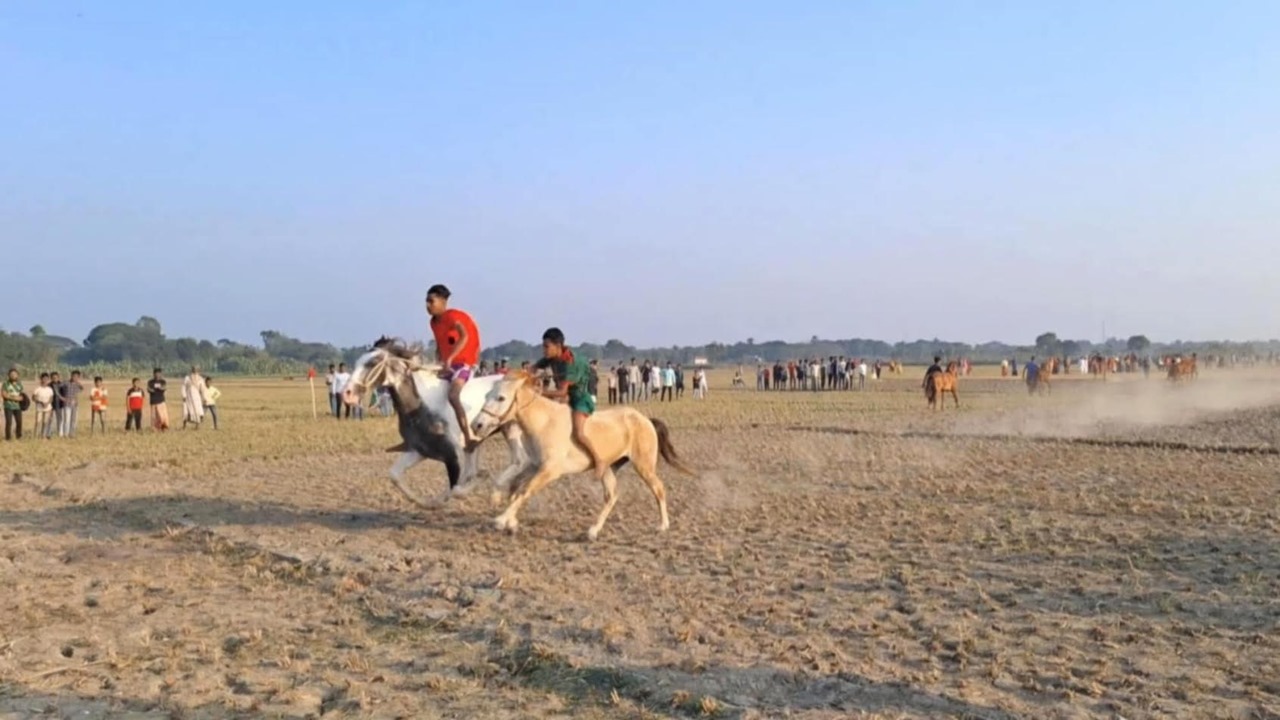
{"left": 343, "top": 337, "right": 425, "bottom": 405}
{"left": 471, "top": 370, "right": 534, "bottom": 438}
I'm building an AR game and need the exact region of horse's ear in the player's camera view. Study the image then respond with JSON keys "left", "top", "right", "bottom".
{"left": 373, "top": 335, "right": 392, "bottom": 349}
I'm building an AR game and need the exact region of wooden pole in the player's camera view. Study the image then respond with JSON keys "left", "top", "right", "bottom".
{"left": 308, "top": 367, "right": 318, "bottom": 419}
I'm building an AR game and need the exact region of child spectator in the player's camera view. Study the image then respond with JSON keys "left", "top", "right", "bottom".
{"left": 203, "top": 376, "right": 221, "bottom": 430}
{"left": 90, "top": 376, "right": 108, "bottom": 433}
{"left": 126, "top": 378, "right": 146, "bottom": 432}
{"left": 49, "top": 371, "right": 67, "bottom": 437}
{"left": 148, "top": 368, "right": 169, "bottom": 431}
{"left": 65, "top": 370, "right": 84, "bottom": 437}
{"left": 32, "top": 373, "right": 55, "bottom": 439}
{"left": 2, "top": 368, "right": 24, "bottom": 441}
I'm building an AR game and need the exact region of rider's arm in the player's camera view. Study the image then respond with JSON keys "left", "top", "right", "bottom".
{"left": 442, "top": 321, "right": 468, "bottom": 365}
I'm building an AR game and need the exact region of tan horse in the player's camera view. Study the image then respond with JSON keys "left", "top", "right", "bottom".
{"left": 472, "top": 371, "right": 694, "bottom": 540}
{"left": 1028, "top": 359, "right": 1052, "bottom": 395}
{"left": 925, "top": 361, "right": 959, "bottom": 410}
{"left": 1167, "top": 354, "right": 1198, "bottom": 382}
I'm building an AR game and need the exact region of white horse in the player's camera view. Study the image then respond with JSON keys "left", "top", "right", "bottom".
{"left": 342, "top": 338, "right": 533, "bottom": 509}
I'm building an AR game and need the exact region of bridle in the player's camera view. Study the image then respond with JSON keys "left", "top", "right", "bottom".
{"left": 476, "top": 376, "right": 540, "bottom": 426}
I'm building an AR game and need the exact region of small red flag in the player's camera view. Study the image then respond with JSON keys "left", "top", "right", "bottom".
{"left": 307, "top": 367, "right": 316, "bottom": 380}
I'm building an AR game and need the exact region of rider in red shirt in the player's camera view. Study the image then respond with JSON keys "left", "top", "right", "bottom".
{"left": 426, "top": 284, "right": 482, "bottom": 448}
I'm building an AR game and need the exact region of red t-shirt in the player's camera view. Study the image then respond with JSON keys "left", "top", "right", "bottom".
{"left": 127, "top": 388, "right": 146, "bottom": 412}
{"left": 430, "top": 308, "right": 480, "bottom": 367}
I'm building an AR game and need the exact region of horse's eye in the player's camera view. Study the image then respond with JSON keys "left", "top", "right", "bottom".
{"left": 498, "top": 396, "right": 506, "bottom": 402}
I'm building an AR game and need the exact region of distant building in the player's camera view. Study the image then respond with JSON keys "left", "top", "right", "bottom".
{"left": 693, "top": 357, "right": 709, "bottom": 366}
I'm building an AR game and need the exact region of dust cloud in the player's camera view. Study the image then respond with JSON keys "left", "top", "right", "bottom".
{"left": 955, "top": 372, "right": 1280, "bottom": 442}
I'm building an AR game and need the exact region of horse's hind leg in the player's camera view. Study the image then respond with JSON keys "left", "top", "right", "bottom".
{"left": 586, "top": 468, "right": 620, "bottom": 541}
{"left": 632, "top": 456, "right": 670, "bottom": 532}
{"left": 951, "top": 388, "right": 960, "bottom": 408}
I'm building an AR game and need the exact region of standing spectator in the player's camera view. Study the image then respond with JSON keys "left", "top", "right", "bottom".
{"left": 3, "top": 368, "right": 24, "bottom": 441}
{"left": 32, "top": 373, "right": 55, "bottom": 439}
{"left": 606, "top": 364, "right": 618, "bottom": 405}
{"left": 125, "top": 378, "right": 146, "bottom": 431}
{"left": 675, "top": 364, "right": 686, "bottom": 398}
{"left": 615, "top": 363, "right": 629, "bottom": 404}
{"left": 639, "top": 362, "right": 652, "bottom": 401}
{"left": 627, "top": 359, "right": 642, "bottom": 402}
{"left": 650, "top": 361, "right": 662, "bottom": 400}
{"left": 63, "top": 370, "right": 84, "bottom": 436}
{"left": 809, "top": 359, "right": 821, "bottom": 392}
{"left": 376, "top": 385, "right": 393, "bottom": 416}
{"left": 89, "top": 376, "right": 108, "bottom": 434}
{"left": 182, "top": 366, "right": 206, "bottom": 430}
{"left": 148, "top": 368, "right": 169, "bottom": 431}
{"left": 858, "top": 359, "right": 868, "bottom": 390}
{"left": 587, "top": 359, "right": 601, "bottom": 405}
{"left": 203, "top": 376, "right": 221, "bottom": 429}
{"left": 325, "top": 363, "right": 338, "bottom": 416}
{"left": 660, "top": 362, "right": 675, "bottom": 401}
{"left": 333, "top": 363, "right": 352, "bottom": 419}
{"left": 694, "top": 368, "right": 709, "bottom": 399}
{"left": 49, "top": 371, "right": 67, "bottom": 437}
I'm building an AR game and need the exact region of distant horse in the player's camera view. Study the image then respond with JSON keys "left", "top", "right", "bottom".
{"left": 342, "top": 337, "right": 532, "bottom": 509}
{"left": 471, "top": 371, "right": 694, "bottom": 540}
{"left": 925, "top": 361, "right": 960, "bottom": 410}
{"left": 1167, "top": 353, "right": 1198, "bottom": 382}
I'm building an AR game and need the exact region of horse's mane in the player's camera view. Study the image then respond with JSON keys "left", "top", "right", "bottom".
{"left": 369, "top": 335, "right": 444, "bottom": 372}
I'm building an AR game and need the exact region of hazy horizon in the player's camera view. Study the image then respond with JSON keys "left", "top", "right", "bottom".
{"left": 3, "top": 2, "right": 1277, "bottom": 349}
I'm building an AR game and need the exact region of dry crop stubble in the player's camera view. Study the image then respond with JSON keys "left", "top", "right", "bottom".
{"left": 2, "top": 366, "right": 1279, "bottom": 718}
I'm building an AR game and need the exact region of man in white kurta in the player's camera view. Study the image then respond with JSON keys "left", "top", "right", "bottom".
{"left": 181, "top": 366, "right": 206, "bottom": 429}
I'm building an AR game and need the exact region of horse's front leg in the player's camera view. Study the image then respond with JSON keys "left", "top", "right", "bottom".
{"left": 489, "top": 426, "right": 532, "bottom": 505}
{"left": 388, "top": 451, "right": 433, "bottom": 509}
{"left": 494, "top": 465, "right": 559, "bottom": 533}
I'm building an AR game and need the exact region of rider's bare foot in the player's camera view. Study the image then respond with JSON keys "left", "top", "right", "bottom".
{"left": 463, "top": 432, "right": 482, "bottom": 451}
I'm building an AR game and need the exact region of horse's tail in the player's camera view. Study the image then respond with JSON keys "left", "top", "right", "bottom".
{"left": 650, "top": 418, "right": 696, "bottom": 476}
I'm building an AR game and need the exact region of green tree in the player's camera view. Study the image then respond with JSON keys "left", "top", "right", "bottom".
{"left": 1035, "top": 332, "right": 1060, "bottom": 356}
{"left": 136, "top": 316, "right": 162, "bottom": 334}
{"left": 1127, "top": 335, "right": 1151, "bottom": 354}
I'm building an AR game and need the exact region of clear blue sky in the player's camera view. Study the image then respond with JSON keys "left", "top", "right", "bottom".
{"left": 3, "top": 1, "right": 1277, "bottom": 349}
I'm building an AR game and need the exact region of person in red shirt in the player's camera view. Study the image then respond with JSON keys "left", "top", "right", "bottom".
{"left": 125, "top": 378, "right": 146, "bottom": 432}
{"left": 426, "top": 284, "right": 482, "bottom": 448}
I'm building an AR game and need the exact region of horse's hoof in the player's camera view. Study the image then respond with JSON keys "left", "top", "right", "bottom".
{"left": 586, "top": 528, "right": 600, "bottom": 542}
{"left": 489, "top": 491, "right": 504, "bottom": 507}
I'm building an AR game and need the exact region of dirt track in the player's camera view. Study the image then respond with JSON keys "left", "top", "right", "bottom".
{"left": 2, "top": 371, "right": 1278, "bottom": 718}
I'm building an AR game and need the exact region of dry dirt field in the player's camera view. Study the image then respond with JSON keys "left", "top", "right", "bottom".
{"left": 2, "top": 367, "right": 1279, "bottom": 719}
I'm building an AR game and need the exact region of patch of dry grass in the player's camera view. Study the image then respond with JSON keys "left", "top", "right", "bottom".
{"left": 2, "top": 366, "right": 1279, "bottom": 718}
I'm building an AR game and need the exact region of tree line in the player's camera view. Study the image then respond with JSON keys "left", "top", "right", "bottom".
{"left": 2, "top": 318, "right": 1276, "bottom": 376}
